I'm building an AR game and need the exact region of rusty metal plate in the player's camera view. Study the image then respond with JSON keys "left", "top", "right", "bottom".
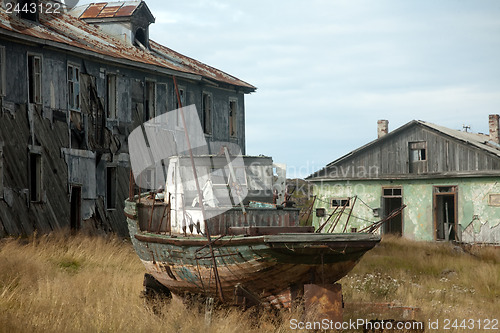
{"left": 115, "top": 5, "right": 137, "bottom": 17}
{"left": 304, "top": 283, "right": 343, "bottom": 322}
{"left": 97, "top": 6, "right": 123, "bottom": 18}
{"left": 79, "top": 3, "right": 106, "bottom": 19}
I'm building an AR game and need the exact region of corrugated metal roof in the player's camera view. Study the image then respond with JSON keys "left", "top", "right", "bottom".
{"left": 0, "top": 3, "right": 256, "bottom": 91}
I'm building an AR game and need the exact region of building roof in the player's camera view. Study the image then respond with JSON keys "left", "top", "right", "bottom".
{"left": 73, "top": 1, "right": 154, "bottom": 22}
{"left": 307, "top": 120, "right": 500, "bottom": 180}
{"left": 0, "top": 2, "right": 256, "bottom": 92}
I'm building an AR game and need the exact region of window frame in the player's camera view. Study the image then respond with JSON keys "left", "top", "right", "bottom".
{"left": 29, "top": 151, "right": 42, "bottom": 202}
{"left": 145, "top": 79, "right": 157, "bottom": 120}
{"left": 330, "top": 197, "right": 351, "bottom": 209}
{"left": 0, "top": 143, "right": 4, "bottom": 199}
{"left": 106, "top": 166, "right": 117, "bottom": 210}
{"left": 382, "top": 187, "right": 403, "bottom": 198}
{"left": 67, "top": 63, "right": 81, "bottom": 111}
{"left": 106, "top": 73, "right": 117, "bottom": 119}
{"left": 0, "top": 45, "right": 5, "bottom": 97}
{"left": 409, "top": 141, "right": 427, "bottom": 162}
{"left": 174, "top": 85, "right": 185, "bottom": 127}
{"left": 27, "top": 53, "right": 42, "bottom": 105}
{"left": 202, "top": 91, "right": 213, "bottom": 135}
{"left": 229, "top": 98, "right": 238, "bottom": 138}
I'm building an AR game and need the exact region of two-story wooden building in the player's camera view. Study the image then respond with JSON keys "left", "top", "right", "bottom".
{"left": 307, "top": 116, "right": 500, "bottom": 244}
{"left": 0, "top": 1, "right": 255, "bottom": 237}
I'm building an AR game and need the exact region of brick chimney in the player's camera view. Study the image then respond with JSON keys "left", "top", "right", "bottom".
{"left": 377, "top": 120, "right": 389, "bottom": 138}
{"left": 489, "top": 114, "right": 500, "bottom": 144}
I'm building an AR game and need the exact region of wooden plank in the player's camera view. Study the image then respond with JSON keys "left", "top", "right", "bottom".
{"left": 229, "top": 226, "right": 315, "bottom": 236}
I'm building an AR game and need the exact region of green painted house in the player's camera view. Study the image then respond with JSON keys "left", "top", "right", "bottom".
{"left": 306, "top": 116, "right": 500, "bottom": 244}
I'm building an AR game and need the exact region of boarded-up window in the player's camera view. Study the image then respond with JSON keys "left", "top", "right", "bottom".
{"left": 106, "top": 167, "right": 117, "bottom": 209}
{"left": 409, "top": 141, "right": 427, "bottom": 173}
{"left": 202, "top": 92, "right": 212, "bottom": 134}
{"left": 68, "top": 64, "right": 80, "bottom": 110}
{"left": 488, "top": 194, "right": 500, "bottom": 206}
{"left": 28, "top": 54, "right": 42, "bottom": 104}
{"left": 107, "top": 74, "right": 117, "bottom": 118}
{"left": 0, "top": 46, "right": 5, "bottom": 96}
{"left": 229, "top": 99, "right": 237, "bottom": 138}
{"left": 145, "top": 80, "right": 156, "bottom": 120}
{"left": 29, "top": 153, "right": 42, "bottom": 202}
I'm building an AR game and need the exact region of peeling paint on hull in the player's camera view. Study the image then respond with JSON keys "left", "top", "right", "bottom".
{"left": 126, "top": 200, "right": 380, "bottom": 307}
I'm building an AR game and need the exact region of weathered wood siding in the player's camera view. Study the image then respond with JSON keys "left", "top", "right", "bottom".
{"left": 0, "top": 35, "right": 248, "bottom": 237}
{"left": 322, "top": 124, "right": 500, "bottom": 179}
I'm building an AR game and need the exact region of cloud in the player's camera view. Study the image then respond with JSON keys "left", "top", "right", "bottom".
{"left": 79, "top": 0, "right": 500, "bottom": 178}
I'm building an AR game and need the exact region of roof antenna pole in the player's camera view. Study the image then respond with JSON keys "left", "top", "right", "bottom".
{"left": 173, "top": 76, "right": 225, "bottom": 303}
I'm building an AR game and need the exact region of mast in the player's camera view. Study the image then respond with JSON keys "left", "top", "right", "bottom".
{"left": 173, "top": 76, "right": 225, "bottom": 302}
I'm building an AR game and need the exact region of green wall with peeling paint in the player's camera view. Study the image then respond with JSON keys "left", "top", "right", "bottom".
{"left": 312, "top": 177, "right": 500, "bottom": 242}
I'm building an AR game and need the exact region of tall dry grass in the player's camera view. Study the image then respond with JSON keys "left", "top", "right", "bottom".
{"left": 0, "top": 232, "right": 498, "bottom": 332}
{"left": 341, "top": 235, "right": 500, "bottom": 326}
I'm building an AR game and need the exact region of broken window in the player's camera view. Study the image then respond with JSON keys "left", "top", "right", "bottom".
{"left": 175, "top": 87, "right": 185, "bottom": 109}
{"left": 145, "top": 80, "right": 156, "bottom": 120}
{"left": 331, "top": 198, "right": 350, "bottom": 208}
{"left": 29, "top": 152, "right": 42, "bottom": 202}
{"left": 229, "top": 99, "right": 237, "bottom": 138}
{"left": 28, "top": 54, "right": 42, "bottom": 104}
{"left": 134, "top": 28, "right": 147, "bottom": 49}
{"left": 106, "top": 74, "right": 117, "bottom": 118}
{"left": 106, "top": 167, "right": 117, "bottom": 209}
{"left": 174, "top": 87, "right": 185, "bottom": 126}
{"left": 202, "top": 92, "right": 212, "bottom": 135}
{"left": 409, "top": 141, "right": 427, "bottom": 173}
{"left": 67, "top": 64, "right": 80, "bottom": 111}
{"left": 0, "top": 45, "right": 5, "bottom": 96}
{"left": 409, "top": 142, "right": 426, "bottom": 161}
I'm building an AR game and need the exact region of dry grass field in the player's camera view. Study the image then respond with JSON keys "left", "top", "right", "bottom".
{"left": 0, "top": 232, "right": 498, "bottom": 332}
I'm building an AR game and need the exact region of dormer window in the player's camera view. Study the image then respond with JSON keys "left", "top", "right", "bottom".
{"left": 134, "top": 28, "right": 148, "bottom": 49}
{"left": 74, "top": 1, "right": 155, "bottom": 48}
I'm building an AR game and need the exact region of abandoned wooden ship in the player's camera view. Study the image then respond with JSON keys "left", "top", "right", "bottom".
{"left": 124, "top": 86, "right": 380, "bottom": 308}
{"left": 124, "top": 152, "right": 380, "bottom": 308}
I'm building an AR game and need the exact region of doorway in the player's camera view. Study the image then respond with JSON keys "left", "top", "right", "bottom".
{"left": 382, "top": 187, "right": 403, "bottom": 236}
{"left": 70, "top": 186, "right": 82, "bottom": 231}
{"left": 434, "top": 186, "right": 457, "bottom": 241}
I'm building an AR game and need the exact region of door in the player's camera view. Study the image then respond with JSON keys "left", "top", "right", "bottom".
{"left": 70, "top": 186, "right": 82, "bottom": 231}
{"left": 382, "top": 187, "right": 403, "bottom": 236}
{"left": 434, "top": 186, "right": 457, "bottom": 241}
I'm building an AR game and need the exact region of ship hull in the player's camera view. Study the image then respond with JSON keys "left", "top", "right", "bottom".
{"left": 126, "top": 200, "right": 380, "bottom": 308}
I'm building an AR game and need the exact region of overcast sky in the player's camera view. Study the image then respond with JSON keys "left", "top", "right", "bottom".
{"left": 82, "top": 0, "right": 500, "bottom": 178}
